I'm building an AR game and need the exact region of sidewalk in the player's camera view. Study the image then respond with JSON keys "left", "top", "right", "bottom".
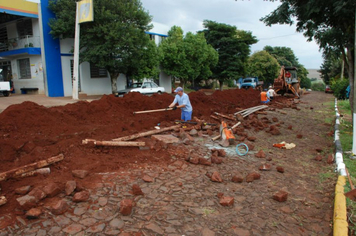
{"left": 0, "top": 94, "right": 102, "bottom": 113}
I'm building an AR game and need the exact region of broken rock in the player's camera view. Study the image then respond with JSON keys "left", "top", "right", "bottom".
{"left": 26, "top": 208, "right": 42, "bottom": 219}
{"left": 211, "top": 172, "right": 223, "bottom": 183}
{"left": 73, "top": 191, "right": 90, "bottom": 202}
{"left": 120, "top": 199, "right": 133, "bottom": 216}
{"left": 220, "top": 196, "right": 234, "bottom": 206}
{"left": 15, "top": 186, "right": 32, "bottom": 195}
{"left": 50, "top": 199, "right": 69, "bottom": 215}
{"left": 255, "top": 150, "right": 266, "bottom": 158}
{"left": 65, "top": 181, "right": 77, "bottom": 196}
{"left": 132, "top": 184, "right": 144, "bottom": 196}
{"left": 43, "top": 183, "right": 61, "bottom": 198}
{"left": 273, "top": 190, "right": 288, "bottom": 202}
{"left": 72, "top": 170, "right": 89, "bottom": 179}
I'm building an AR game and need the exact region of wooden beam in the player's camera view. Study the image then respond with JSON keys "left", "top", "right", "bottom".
{"left": 82, "top": 139, "right": 145, "bottom": 147}
{"left": 0, "top": 154, "right": 64, "bottom": 182}
{"left": 113, "top": 124, "right": 180, "bottom": 141}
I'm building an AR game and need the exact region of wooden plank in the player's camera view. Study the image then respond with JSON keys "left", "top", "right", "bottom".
{"left": 113, "top": 125, "right": 181, "bottom": 141}
{"left": 0, "top": 154, "right": 64, "bottom": 182}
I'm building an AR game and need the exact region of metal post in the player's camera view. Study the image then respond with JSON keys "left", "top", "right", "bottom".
{"left": 72, "top": 1, "right": 80, "bottom": 100}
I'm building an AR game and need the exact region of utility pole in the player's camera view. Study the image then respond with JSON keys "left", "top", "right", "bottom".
{"left": 352, "top": 5, "right": 356, "bottom": 158}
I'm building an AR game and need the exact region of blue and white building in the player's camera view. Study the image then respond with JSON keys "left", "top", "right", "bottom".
{"left": 0, "top": 0, "right": 171, "bottom": 97}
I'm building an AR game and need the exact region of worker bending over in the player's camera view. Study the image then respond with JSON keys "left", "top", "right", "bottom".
{"left": 267, "top": 86, "right": 277, "bottom": 100}
{"left": 168, "top": 87, "right": 193, "bottom": 121}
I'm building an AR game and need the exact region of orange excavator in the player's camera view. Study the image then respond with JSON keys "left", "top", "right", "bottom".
{"left": 273, "top": 66, "right": 300, "bottom": 98}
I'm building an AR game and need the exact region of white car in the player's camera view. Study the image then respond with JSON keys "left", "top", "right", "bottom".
{"left": 117, "top": 82, "right": 165, "bottom": 96}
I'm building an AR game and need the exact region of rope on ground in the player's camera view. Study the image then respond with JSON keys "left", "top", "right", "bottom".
{"left": 235, "top": 143, "right": 248, "bottom": 156}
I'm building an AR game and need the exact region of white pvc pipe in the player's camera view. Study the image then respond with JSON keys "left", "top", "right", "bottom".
{"left": 334, "top": 99, "right": 346, "bottom": 176}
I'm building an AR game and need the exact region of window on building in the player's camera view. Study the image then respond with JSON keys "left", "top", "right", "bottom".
{"left": 17, "top": 19, "right": 33, "bottom": 38}
{"left": 149, "top": 34, "right": 155, "bottom": 41}
{"left": 90, "top": 63, "right": 107, "bottom": 78}
{"left": 18, "top": 58, "right": 31, "bottom": 79}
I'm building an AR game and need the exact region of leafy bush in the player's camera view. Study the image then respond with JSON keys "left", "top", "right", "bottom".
{"left": 226, "top": 79, "right": 237, "bottom": 88}
{"left": 331, "top": 78, "right": 349, "bottom": 100}
{"left": 311, "top": 82, "right": 325, "bottom": 91}
{"left": 300, "top": 77, "right": 311, "bottom": 89}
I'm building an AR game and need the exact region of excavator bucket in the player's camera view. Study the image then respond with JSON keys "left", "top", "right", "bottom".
{"left": 273, "top": 78, "right": 284, "bottom": 90}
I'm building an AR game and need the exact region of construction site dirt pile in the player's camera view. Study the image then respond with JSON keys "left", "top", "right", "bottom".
{"left": 0, "top": 88, "right": 289, "bottom": 219}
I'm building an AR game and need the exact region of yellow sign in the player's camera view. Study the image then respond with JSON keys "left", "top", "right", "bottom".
{"left": 78, "top": 0, "right": 93, "bottom": 23}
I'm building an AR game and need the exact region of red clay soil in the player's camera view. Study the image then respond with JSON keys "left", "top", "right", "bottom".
{"left": 0, "top": 88, "right": 305, "bottom": 228}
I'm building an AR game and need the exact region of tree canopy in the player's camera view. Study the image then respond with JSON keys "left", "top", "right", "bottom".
{"left": 48, "top": 0, "right": 158, "bottom": 93}
{"left": 158, "top": 26, "right": 218, "bottom": 88}
{"left": 247, "top": 50, "right": 280, "bottom": 86}
{"left": 261, "top": 0, "right": 355, "bottom": 107}
{"left": 263, "top": 46, "right": 308, "bottom": 83}
{"left": 200, "top": 20, "right": 258, "bottom": 90}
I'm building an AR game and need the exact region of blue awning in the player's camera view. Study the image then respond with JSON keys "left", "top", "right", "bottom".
{"left": 0, "top": 47, "right": 41, "bottom": 58}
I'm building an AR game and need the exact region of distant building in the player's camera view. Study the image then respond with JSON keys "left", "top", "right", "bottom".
{"left": 0, "top": 0, "right": 170, "bottom": 97}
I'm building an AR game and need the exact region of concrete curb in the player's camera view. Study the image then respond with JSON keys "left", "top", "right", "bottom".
{"left": 333, "top": 99, "right": 348, "bottom": 235}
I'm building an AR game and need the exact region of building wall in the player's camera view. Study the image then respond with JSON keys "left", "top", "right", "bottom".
{"left": 11, "top": 55, "right": 45, "bottom": 94}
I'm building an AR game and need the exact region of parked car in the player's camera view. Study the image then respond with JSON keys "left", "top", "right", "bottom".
{"left": 325, "top": 85, "right": 333, "bottom": 93}
{"left": 116, "top": 82, "right": 165, "bottom": 96}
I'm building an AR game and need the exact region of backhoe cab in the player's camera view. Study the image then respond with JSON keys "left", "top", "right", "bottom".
{"left": 273, "top": 66, "right": 300, "bottom": 98}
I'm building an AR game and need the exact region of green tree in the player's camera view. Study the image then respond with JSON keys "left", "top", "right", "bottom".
{"left": 48, "top": 0, "right": 158, "bottom": 93}
{"left": 300, "top": 77, "right": 311, "bottom": 89}
{"left": 247, "top": 50, "right": 280, "bottom": 86}
{"left": 200, "top": 20, "right": 258, "bottom": 90}
{"left": 263, "top": 46, "right": 308, "bottom": 84}
{"left": 261, "top": 0, "right": 355, "bottom": 109}
{"left": 158, "top": 26, "right": 218, "bottom": 88}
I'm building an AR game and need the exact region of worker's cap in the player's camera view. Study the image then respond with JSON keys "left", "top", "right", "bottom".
{"left": 269, "top": 86, "right": 272, "bottom": 89}
{"left": 174, "top": 87, "right": 183, "bottom": 92}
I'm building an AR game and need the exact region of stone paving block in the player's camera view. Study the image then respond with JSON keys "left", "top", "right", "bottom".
{"left": 152, "top": 134, "right": 180, "bottom": 144}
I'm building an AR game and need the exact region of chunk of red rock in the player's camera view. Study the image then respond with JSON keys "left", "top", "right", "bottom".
{"left": 73, "top": 191, "right": 90, "bottom": 202}
{"left": 50, "top": 199, "right": 69, "bottom": 215}
{"left": 211, "top": 155, "right": 223, "bottom": 164}
{"left": 296, "top": 134, "right": 303, "bottom": 139}
{"left": 276, "top": 166, "right": 284, "bottom": 173}
{"left": 43, "top": 183, "right": 61, "bottom": 198}
{"left": 142, "top": 175, "right": 154, "bottom": 182}
{"left": 16, "top": 195, "right": 38, "bottom": 210}
{"left": 211, "top": 171, "right": 223, "bottom": 183}
{"left": 231, "top": 175, "right": 244, "bottom": 183}
{"left": 246, "top": 172, "right": 261, "bottom": 183}
{"left": 273, "top": 190, "right": 288, "bottom": 202}
{"left": 65, "top": 181, "right": 77, "bottom": 196}
{"left": 72, "top": 170, "right": 89, "bottom": 179}
{"left": 189, "top": 156, "right": 199, "bottom": 164}
{"left": 15, "top": 186, "right": 32, "bottom": 195}
{"left": 272, "top": 117, "right": 278, "bottom": 122}
{"left": 245, "top": 142, "right": 255, "bottom": 151}
{"left": 287, "top": 125, "right": 293, "bottom": 130}
{"left": 269, "top": 125, "right": 281, "bottom": 135}
{"left": 132, "top": 184, "right": 144, "bottom": 196}
{"left": 217, "top": 149, "right": 226, "bottom": 157}
{"left": 217, "top": 192, "right": 224, "bottom": 198}
{"left": 345, "top": 189, "right": 356, "bottom": 201}
{"left": 255, "top": 150, "right": 266, "bottom": 158}
{"left": 198, "top": 157, "right": 211, "bottom": 166}
{"left": 28, "top": 187, "right": 46, "bottom": 201}
{"left": 247, "top": 136, "right": 256, "bottom": 141}
{"left": 120, "top": 199, "right": 133, "bottom": 216}
{"left": 26, "top": 208, "right": 42, "bottom": 219}
{"left": 259, "top": 164, "right": 271, "bottom": 171}
{"left": 315, "top": 155, "right": 323, "bottom": 161}
{"left": 220, "top": 196, "right": 234, "bottom": 206}
{"left": 327, "top": 154, "right": 334, "bottom": 164}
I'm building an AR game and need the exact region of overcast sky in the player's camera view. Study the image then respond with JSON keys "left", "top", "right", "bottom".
{"left": 140, "top": 0, "right": 323, "bottom": 69}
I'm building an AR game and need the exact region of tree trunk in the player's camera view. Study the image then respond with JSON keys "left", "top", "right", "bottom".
{"left": 219, "top": 79, "right": 224, "bottom": 91}
{"left": 109, "top": 72, "right": 120, "bottom": 94}
{"left": 347, "top": 47, "right": 354, "bottom": 116}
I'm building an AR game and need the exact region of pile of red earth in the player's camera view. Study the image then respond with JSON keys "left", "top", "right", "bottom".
{"left": 0, "top": 88, "right": 293, "bottom": 222}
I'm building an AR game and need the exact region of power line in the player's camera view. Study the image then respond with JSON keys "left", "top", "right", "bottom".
{"left": 258, "top": 33, "right": 299, "bottom": 40}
